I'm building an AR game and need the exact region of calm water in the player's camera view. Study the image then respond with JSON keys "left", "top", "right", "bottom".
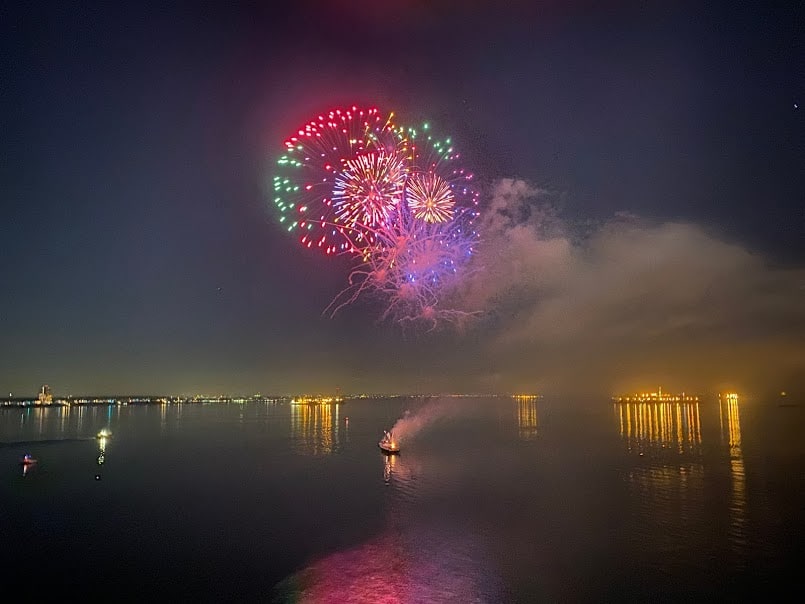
{"left": 1, "top": 395, "right": 801, "bottom": 602}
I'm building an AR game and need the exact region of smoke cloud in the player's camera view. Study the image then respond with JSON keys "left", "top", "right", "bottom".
{"left": 449, "top": 178, "right": 805, "bottom": 396}
{"left": 388, "top": 397, "right": 466, "bottom": 442}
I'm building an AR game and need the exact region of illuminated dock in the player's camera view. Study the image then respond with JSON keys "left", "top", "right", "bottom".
{"left": 290, "top": 395, "right": 344, "bottom": 405}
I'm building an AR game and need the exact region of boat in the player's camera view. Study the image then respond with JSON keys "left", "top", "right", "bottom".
{"left": 378, "top": 431, "right": 400, "bottom": 454}
{"left": 97, "top": 428, "right": 112, "bottom": 439}
{"left": 20, "top": 454, "right": 37, "bottom": 466}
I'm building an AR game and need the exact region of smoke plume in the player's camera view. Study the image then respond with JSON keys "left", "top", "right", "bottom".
{"left": 388, "top": 397, "right": 465, "bottom": 442}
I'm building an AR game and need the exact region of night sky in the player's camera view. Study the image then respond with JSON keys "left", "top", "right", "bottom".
{"left": 2, "top": 1, "right": 802, "bottom": 397}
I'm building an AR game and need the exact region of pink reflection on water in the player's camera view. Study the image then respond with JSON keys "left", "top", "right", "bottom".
{"left": 280, "top": 528, "right": 491, "bottom": 603}
{"left": 274, "top": 443, "right": 499, "bottom": 603}
{"left": 288, "top": 533, "right": 411, "bottom": 603}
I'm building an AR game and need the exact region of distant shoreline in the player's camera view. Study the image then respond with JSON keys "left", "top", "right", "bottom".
{"left": 0, "top": 393, "right": 533, "bottom": 407}
{"left": 0, "top": 395, "right": 290, "bottom": 407}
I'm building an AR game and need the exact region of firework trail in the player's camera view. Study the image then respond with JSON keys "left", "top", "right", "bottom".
{"left": 325, "top": 192, "right": 481, "bottom": 328}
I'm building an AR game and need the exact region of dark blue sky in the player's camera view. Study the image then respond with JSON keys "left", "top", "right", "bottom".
{"left": 1, "top": 1, "right": 802, "bottom": 397}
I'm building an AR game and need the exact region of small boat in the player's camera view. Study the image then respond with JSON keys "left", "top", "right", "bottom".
{"left": 20, "top": 454, "right": 37, "bottom": 466}
{"left": 378, "top": 431, "right": 400, "bottom": 454}
{"left": 97, "top": 428, "right": 112, "bottom": 439}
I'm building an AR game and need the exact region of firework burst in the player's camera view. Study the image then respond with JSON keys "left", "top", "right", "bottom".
{"left": 333, "top": 151, "right": 406, "bottom": 230}
{"left": 326, "top": 199, "right": 480, "bottom": 329}
{"left": 272, "top": 106, "right": 407, "bottom": 255}
{"left": 405, "top": 171, "right": 455, "bottom": 223}
{"left": 271, "top": 106, "right": 481, "bottom": 327}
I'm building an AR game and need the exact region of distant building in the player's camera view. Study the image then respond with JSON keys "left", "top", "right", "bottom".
{"left": 38, "top": 384, "right": 53, "bottom": 405}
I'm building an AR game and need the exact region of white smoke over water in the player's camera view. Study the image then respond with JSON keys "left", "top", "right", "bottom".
{"left": 388, "top": 397, "right": 465, "bottom": 442}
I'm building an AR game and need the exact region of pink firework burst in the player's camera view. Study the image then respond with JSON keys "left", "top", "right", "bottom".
{"left": 272, "top": 106, "right": 407, "bottom": 255}
{"left": 325, "top": 198, "right": 480, "bottom": 329}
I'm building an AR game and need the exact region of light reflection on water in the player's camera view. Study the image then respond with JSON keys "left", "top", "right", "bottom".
{"left": 276, "top": 446, "right": 502, "bottom": 603}
{"left": 516, "top": 396, "right": 539, "bottom": 441}
{"left": 720, "top": 394, "right": 747, "bottom": 557}
{"left": 612, "top": 395, "right": 756, "bottom": 581}
{"left": 0, "top": 403, "right": 115, "bottom": 443}
{"left": 614, "top": 400, "right": 702, "bottom": 454}
{"left": 273, "top": 521, "right": 500, "bottom": 604}
{"left": 290, "top": 402, "right": 344, "bottom": 456}
{"left": 613, "top": 395, "right": 749, "bottom": 558}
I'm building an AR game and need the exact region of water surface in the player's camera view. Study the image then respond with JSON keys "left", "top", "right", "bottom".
{"left": 1, "top": 395, "right": 801, "bottom": 602}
